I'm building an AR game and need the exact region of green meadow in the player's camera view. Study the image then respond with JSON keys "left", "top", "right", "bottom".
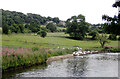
{"left": 2, "top": 32, "right": 118, "bottom": 51}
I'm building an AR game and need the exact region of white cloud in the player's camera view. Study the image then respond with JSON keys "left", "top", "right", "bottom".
{"left": 0, "top": 0, "right": 118, "bottom": 24}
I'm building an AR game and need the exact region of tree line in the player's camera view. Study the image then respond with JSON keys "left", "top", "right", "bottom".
{"left": 102, "top": 1, "right": 120, "bottom": 39}
{"left": 2, "top": 9, "right": 63, "bottom": 34}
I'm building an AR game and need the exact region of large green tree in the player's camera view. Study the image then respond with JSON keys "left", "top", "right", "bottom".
{"left": 52, "top": 17, "right": 60, "bottom": 24}
{"left": 102, "top": 1, "right": 120, "bottom": 36}
{"left": 29, "top": 19, "right": 41, "bottom": 33}
{"left": 46, "top": 23, "right": 57, "bottom": 32}
{"left": 66, "top": 14, "right": 89, "bottom": 39}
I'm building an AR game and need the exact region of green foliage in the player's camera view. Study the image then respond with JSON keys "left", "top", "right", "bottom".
{"left": 0, "top": 27, "right": 2, "bottom": 34}
{"left": 102, "top": 1, "right": 120, "bottom": 35}
{"left": 9, "top": 24, "right": 25, "bottom": 33}
{"left": 103, "top": 21, "right": 120, "bottom": 35}
{"left": 97, "top": 33, "right": 109, "bottom": 48}
{"left": 2, "top": 47, "right": 76, "bottom": 70}
{"left": 29, "top": 19, "right": 41, "bottom": 33}
{"left": 8, "top": 30, "right": 11, "bottom": 34}
{"left": 108, "top": 34, "right": 117, "bottom": 40}
{"left": 112, "top": 1, "right": 120, "bottom": 7}
{"left": 32, "top": 47, "right": 39, "bottom": 51}
{"left": 118, "top": 37, "right": 120, "bottom": 40}
{"left": 40, "top": 30, "right": 47, "bottom": 38}
{"left": 88, "top": 31, "right": 98, "bottom": 40}
{"left": 2, "top": 9, "right": 61, "bottom": 34}
{"left": 73, "top": 48, "right": 78, "bottom": 51}
{"left": 37, "top": 30, "right": 47, "bottom": 38}
{"left": 109, "top": 47, "right": 120, "bottom": 52}
{"left": 66, "top": 14, "right": 89, "bottom": 39}
{"left": 84, "top": 48, "right": 92, "bottom": 51}
{"left": 19, "top": 24, "right": 25, "bottom": 33}
{"left": 40, "top": 27, "right": 48, "bottom": 32}
{"left": 3, "top": 24, "right": 9, "bottom": 34}
{"left": 52, "top": 17, "right": 60, "bottom": 24}
{"left": 57, "top": 27, "right": 66, "bottom": 32}
{"left": 46, "top": 23, "right": 57, "bottom": 32}
{"left": 24, "top": 29, "right": 32, "bottom": 33}
{"left": 66, "top": 14, "right": 85, "bottom": 22}
{"left": 25, "top": 24, "right": 29, "bottom": 28}
{"left": 37, "top": 31, "right": 41, "bottom": 35}
{"left": 104, "top": 47, "right": 120, "bottom": 52}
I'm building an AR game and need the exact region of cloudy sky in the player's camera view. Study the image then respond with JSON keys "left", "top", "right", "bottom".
{"left": 0, "top": 0, "right": 118, "bottom": 24}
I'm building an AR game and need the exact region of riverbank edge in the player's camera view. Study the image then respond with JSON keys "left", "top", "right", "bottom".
{"left": 46, "top": 51, "right": 120, "bottom": 64}
{"left": 2, "top": 51, "right": 117, "bottom": 72}
{"left": 46, "top": 54, "right": 73, "bottom": 63}
{"left": 46, "top": 52, "right": 105, "bottom": 63}
{"left": 46, "top": 50, "right": 118, "bottom": 63}
{"left": 2, "top": 54, "right": 73, "bottom": 72}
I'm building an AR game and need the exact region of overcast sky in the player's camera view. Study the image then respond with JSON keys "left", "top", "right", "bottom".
{"left": 0, "top": 0, "right": 118, "bottom": 24}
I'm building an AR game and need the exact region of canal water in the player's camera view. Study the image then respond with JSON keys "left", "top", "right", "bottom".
{"left": 2, "top": 53, "right": 119, "bottom": 78}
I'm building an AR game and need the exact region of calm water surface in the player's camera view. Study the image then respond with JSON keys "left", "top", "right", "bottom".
{"left": 3, "top": 53, "right": 119, "bottom": 78}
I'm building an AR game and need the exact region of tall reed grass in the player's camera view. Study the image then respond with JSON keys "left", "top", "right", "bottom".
{"left": 2, "top": 48, "right": 48, "bottom": 70}
{"left": 2, "top": 47, "right": 75, "bottom": 71}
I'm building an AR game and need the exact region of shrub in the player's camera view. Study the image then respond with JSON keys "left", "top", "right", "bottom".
{"left": 84, "top": 48, "right": 91, "bottom": 51}
{"left": 109, "top": 47, "right": 120, "bottom": 52}
{"left": 40, "top": 30, "right": 47, "bottom": 38}
{"left": 37, "top": 30, "right": 47, "bottom": 38}
{"left": 62, "top": 29, "right": 66, "bottom": 32}
{"left": 118, "top": 37, "right": 120, "bottom": 40}
{"left": 73, "top": 48, "right": 78, "bottom": 51}
{"left": 37, "top": 31, "right": 41, "bottom": 35}
{"left": 108, "top": 34, "right": 117, "bottom": 40}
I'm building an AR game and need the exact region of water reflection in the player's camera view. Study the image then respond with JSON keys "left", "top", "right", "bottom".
{"left": 67, "top": 56, "right": 88, "bottom": 77}
{"left": 2, "top": 53, "right": 119, "bottom": 78}
{"left": 2, "top": 64, "right": 48, "bottom": 78}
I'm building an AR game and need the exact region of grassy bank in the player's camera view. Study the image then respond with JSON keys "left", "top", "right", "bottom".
{"left": 2, "top": 47, "right": 75, "bottom": 71}
{"left": 2, "top": 48, "right": 48, "bottom": 70}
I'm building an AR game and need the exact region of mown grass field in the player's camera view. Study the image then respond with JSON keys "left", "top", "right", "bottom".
{"left": 2, "top": 32, "right": 118, "bottom": 51}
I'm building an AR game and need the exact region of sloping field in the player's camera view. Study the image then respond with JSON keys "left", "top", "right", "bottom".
{"left": 2, "top": 32, "right": 118, "bottom": 50}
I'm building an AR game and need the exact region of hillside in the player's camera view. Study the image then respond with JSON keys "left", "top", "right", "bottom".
{"left": 1, "top": 9, "right": 66, "bottom": 34}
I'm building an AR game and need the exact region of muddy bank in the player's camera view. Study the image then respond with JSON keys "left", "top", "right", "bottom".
{"left": 46, "top": 54, "right": 73, "bottom": 63}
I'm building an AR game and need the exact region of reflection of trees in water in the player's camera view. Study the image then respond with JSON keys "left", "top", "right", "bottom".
{"left": 96, "top": 54, "right": 118, "bottom": 61}
{"left": 66, "top": 56, "right": 89, "bottom": 77}
{"left": 2, "top": 64, "right": 48, "bottom": 79}
{"left": 66, "top": 54, "right": 118, "bottom": 77}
